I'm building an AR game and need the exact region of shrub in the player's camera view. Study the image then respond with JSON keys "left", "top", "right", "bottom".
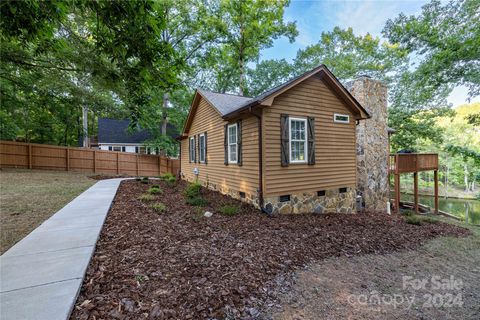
{"left": 151, "top": 202, "right": 166, "bottom": 213}
{"left": 147, "top": 186, "right": 163, "bottom": 195}
{"left": 138, "top": 193, "right": 155, "bottom": 201}
{"left": 186, "top": 196, "right": 209, "bottom": 207}
{"left": 141, "top": 176, "right": 150, "bottom": 184}
{"left": 184, "top": 182, "right": 202, "bottom": 199}
{"left": 219, "top": 204, "right": 240, "bottom": 216}
{"left": 135, "top": 177, "right": 142, "bottom": 181}
{"left": 405, "top": 215, "right": 438, "bottom": 225}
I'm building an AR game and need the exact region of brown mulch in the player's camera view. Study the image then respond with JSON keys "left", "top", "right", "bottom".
{"left": 71, "top": 180, "right": 470, "bottom": 320}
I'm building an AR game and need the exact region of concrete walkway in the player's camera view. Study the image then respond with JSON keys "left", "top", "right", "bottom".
{"left": 0, "top": 178, "right": 124, "bottom": 320}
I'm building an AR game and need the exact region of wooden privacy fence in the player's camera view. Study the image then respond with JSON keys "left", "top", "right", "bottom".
{"left": 0, "top": 140, "right": 180, "bottom": 177}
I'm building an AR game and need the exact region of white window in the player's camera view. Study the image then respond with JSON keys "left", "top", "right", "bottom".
{"left": 199, "top": 134, "right": 206, "bottom": 163}
{"left": 189, "top": 137, "right": 195, "bottom": 162}
{"left": 289, "top": 117, "right": 307, "bottom": 163}
{"left": 334, "top": 113, "right": 350, "bottom": 124}
{"left": 227, "top": 124, "right": 237, "bottom": 163}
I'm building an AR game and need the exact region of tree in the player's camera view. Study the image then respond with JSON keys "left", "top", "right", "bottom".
{"left": 212, "top": 0, "right": 297, "bottom": 95}
{"left": 294, "top": 27, "right": 409, "bottom": 84}
{"left": 244, "top": 58, "right": 293, "bottom": 96}
{"left": 383, "top": 0, "right": 480, "bottom": 103}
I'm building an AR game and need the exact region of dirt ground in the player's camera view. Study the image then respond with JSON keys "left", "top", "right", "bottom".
{"left": 270, "top": 220, "right": 480, "bottom": 320}
{"left": 0, "top": 168, "right": 95, "bottom": 253}
{"left": 71, "top": 179, "right": 470, "bottom": 320}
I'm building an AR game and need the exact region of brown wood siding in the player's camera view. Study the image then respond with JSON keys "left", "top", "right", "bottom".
{"left": 263, "top": 76, "right": 357, "bottom": 196}
{"left": 181, "top": 98, "right": 259, "bottom": 197}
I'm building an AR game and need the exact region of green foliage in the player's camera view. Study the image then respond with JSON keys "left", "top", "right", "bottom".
{"left": 141, "top": 177, "right": 150, "bottom": 184}
{"left": 151, "top": 202, "right": 166, "bottom": 213}
{"left": 186, "top": 196, "right": 209, "bottom": 207}
{"left": 383, "top": 0, "right": 480, "bottom": 101}
{"left": 160, "top": 172, "right": 177, "bottom": 186}
{"left": 405, "top": 215, "right": 438, "bottom": 225}
{"left": 184, "top": 182, "right": 202, "bottom": 199}
{"left": 138, "top": 193, "right": 155, "bottom": 202}
{"left": 147, "top": 186, "right": 163, "bottom": 195}
{"left": 219, "top": 204, "right": 240, "bottom": 216}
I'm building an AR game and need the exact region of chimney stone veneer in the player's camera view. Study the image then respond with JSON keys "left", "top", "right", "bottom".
{"left": 348, "top": 76, "right": 389, "bottom": 212}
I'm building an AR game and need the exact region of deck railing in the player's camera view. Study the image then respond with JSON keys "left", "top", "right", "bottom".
{"left": 389, "top": 153, "right": 438, "bottom": 174}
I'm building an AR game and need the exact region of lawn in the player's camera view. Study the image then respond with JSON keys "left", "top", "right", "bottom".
{"left": 71, "top": 179, "right": 470, "bottom": 319}
{"left": 0, "top": 169, "right": 96, "bottom": 254}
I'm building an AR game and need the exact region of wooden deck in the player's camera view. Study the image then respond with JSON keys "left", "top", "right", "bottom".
{"left": 389, "top": 153, "right": 439, "bottom": 214}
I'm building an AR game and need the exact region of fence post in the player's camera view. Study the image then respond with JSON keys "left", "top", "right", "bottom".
{"left": 116, "top": 152, "right": 119, "bottom": 175}
{"left": 93, "top": 150, "right": 96, "bottom": 173}
{"left": 136, "top": 154, "right": 139, "bottom": 176}
{"left": 28, "top": 144, "right": 32, "bottom": 169}
{"left": 66, "top": 147, "right": 70, "bottom": 171}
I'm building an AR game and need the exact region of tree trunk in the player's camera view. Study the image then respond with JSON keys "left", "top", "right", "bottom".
{"left": 82, "top": 105, "right": 89, "bottom": 148}
{"left": 444, "top": 164, "right": 449, "bottom": 199}
{"left": 464, "top": 164, "right": 469, "bottom": 192}
{"left": 161, "top": 93, "right": 168, "bottom": 136}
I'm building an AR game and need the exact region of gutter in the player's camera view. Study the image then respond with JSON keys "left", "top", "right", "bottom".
{"left": 249, "top": 107, "right": 265, "bottom": 213}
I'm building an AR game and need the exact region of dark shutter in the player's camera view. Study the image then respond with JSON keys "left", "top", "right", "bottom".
{"left": 196, "top": 134, "right": 200, "bottom": 163}
{"left": 307, "top": 117, "right": 315, "bottom": 165}
{"left": 193, "top": 135, "right": 197, "bottom": 163}
{"left": 224, "top": 124, "right": 228, "bottom": 165}
{"left": 204, "top": 131, "right": 208, "bottom": 164}
{"left": 237, "top": 120, "right": 242, "bottom": 166}
{"left": 280, "top": 114, "right": 289, "bottom": 167}
{"left": 188, "top": 139, "right": 191, "bottom": 163}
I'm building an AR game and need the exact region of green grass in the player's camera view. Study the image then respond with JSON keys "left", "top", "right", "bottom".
{"left": 147, "top": 186, "right": 163, "bottom": 195}
{"left": 186, "top": 196, "right": 209, "bottom": 207}
{"left": 405, "top": 214, "right": 439, "bottom": 225}
{"left": 138, "top": 193, "right": 156, "bottom": 201}
{"left": 151, "top": 202, "right": 166, "bottom": 213}
{"left": 219, "top": 204, "right": 240, "bottom": 216}
{"left": 0, "top": 169, "right": 95, "bottom": 254}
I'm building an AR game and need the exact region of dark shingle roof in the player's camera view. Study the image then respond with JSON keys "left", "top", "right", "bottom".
{"left": 98, "top": 118, "right": 178, "bottom": 144}
{"left": 197, "top": 89, "right": 252, "bottom": 116}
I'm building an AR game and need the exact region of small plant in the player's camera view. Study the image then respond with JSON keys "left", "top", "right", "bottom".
{"left": 138, "top": 193, "right": 155, "bottom": 201}
{"left": 219, "top": 204, "right": 240, "bottom": 216}
{"left": 405, "top": 215, "right": 438, "bottom": 225}
{"left": 147, "top": 186, "right": 163, "bottom": 195}
{"left": 186, "top": 196, "right": 209, "bottom": 207}
{"left": 135, "top": 177, "right": 142, "bottom": 181}
{"left": 151, "top": 202, "right": 166, "bottom": 213}
{"left": 184, "top": 181, "right": 202, "bottom": 199}
{"left": 160, "top": 172, "right": 177, "bottom": 185}
{"left": 141, "top": 176, "right": 150, "bottom": 184}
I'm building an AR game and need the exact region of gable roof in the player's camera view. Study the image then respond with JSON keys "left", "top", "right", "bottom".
{"left": 197, "top": 89, "right": 252, "bottom": 116}
{"left": 98, "top": 118, "right": 178, "bottom": 144}
{"left": 181, "top": 64, "right": 371, "bottom": 137}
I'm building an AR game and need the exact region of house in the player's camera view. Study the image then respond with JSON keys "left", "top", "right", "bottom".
{"left": 179, "top": 65, "right": 390, "bottom": 214}
{"left": 97, "top": 118, "right": 178, "bottom": 154}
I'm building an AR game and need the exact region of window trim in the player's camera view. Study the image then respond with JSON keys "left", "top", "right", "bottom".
{"left": 189, "top": 137, "right": 195, "bottom": 162}
{"left": 289, "top": 117, "right": 308, "bottom": 164}
{"left": 227, "top": 123, "right": 238, "bottom": 164}
{"left": 334, "top": 113, "right": 350, "bottom": 124}
{"left": 199, "top": 133, "right": 206, "bottom": 163}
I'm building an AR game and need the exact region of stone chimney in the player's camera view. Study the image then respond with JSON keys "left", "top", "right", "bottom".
{"left": 347, "top": 76, "right": 389, "bottom": 212}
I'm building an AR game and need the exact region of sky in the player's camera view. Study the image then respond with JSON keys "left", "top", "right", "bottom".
{"left": 260, "top": 0, "right": 477, "bottom": 107}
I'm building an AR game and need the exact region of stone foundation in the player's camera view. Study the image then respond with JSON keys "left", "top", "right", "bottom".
{"left": 263, "top": 187, "right": 356, "bottom": 215}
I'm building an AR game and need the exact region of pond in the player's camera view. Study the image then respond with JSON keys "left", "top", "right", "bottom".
{"left": 400, "top": 193, "right": 480, "bottom": 225}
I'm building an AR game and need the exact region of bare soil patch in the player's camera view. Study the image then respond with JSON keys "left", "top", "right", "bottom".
{"left": 0, "top": 169, "right": 95, "bottom": 253}
{"left": 71, "top": 180, "right": 470, "bottom": 319}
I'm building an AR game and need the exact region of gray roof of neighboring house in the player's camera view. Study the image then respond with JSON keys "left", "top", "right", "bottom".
{"left": 98, "top": 118, "right": 178, "bottom": 144}
{"left": 197, "top": 89, "right": 252, "bottom": 116}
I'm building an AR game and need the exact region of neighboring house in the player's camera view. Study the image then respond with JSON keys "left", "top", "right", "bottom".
{"left": 179, "top": 65, "right": 378, "bottom": 214}
{"left": 98, "top": 118, "right": 178, "bottom": 154}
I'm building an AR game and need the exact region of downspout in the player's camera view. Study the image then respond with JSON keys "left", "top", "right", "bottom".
{"left": 249, "top": 107, "right": 266, "bottom": 213}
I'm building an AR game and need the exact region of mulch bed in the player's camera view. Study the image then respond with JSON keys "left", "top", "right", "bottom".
{"left": 71, "top": 180, "right": 470, "bottom": 320}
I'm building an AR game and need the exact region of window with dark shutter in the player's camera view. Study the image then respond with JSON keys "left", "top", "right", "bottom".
{"left": 307, "top": 117, "right": 315, "bottom": 165}
{"left": 194, "top": 135, "right": 197, "bottom": 163}
{"left": 280, "top": 114, "right": 290, "bottom": 166}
